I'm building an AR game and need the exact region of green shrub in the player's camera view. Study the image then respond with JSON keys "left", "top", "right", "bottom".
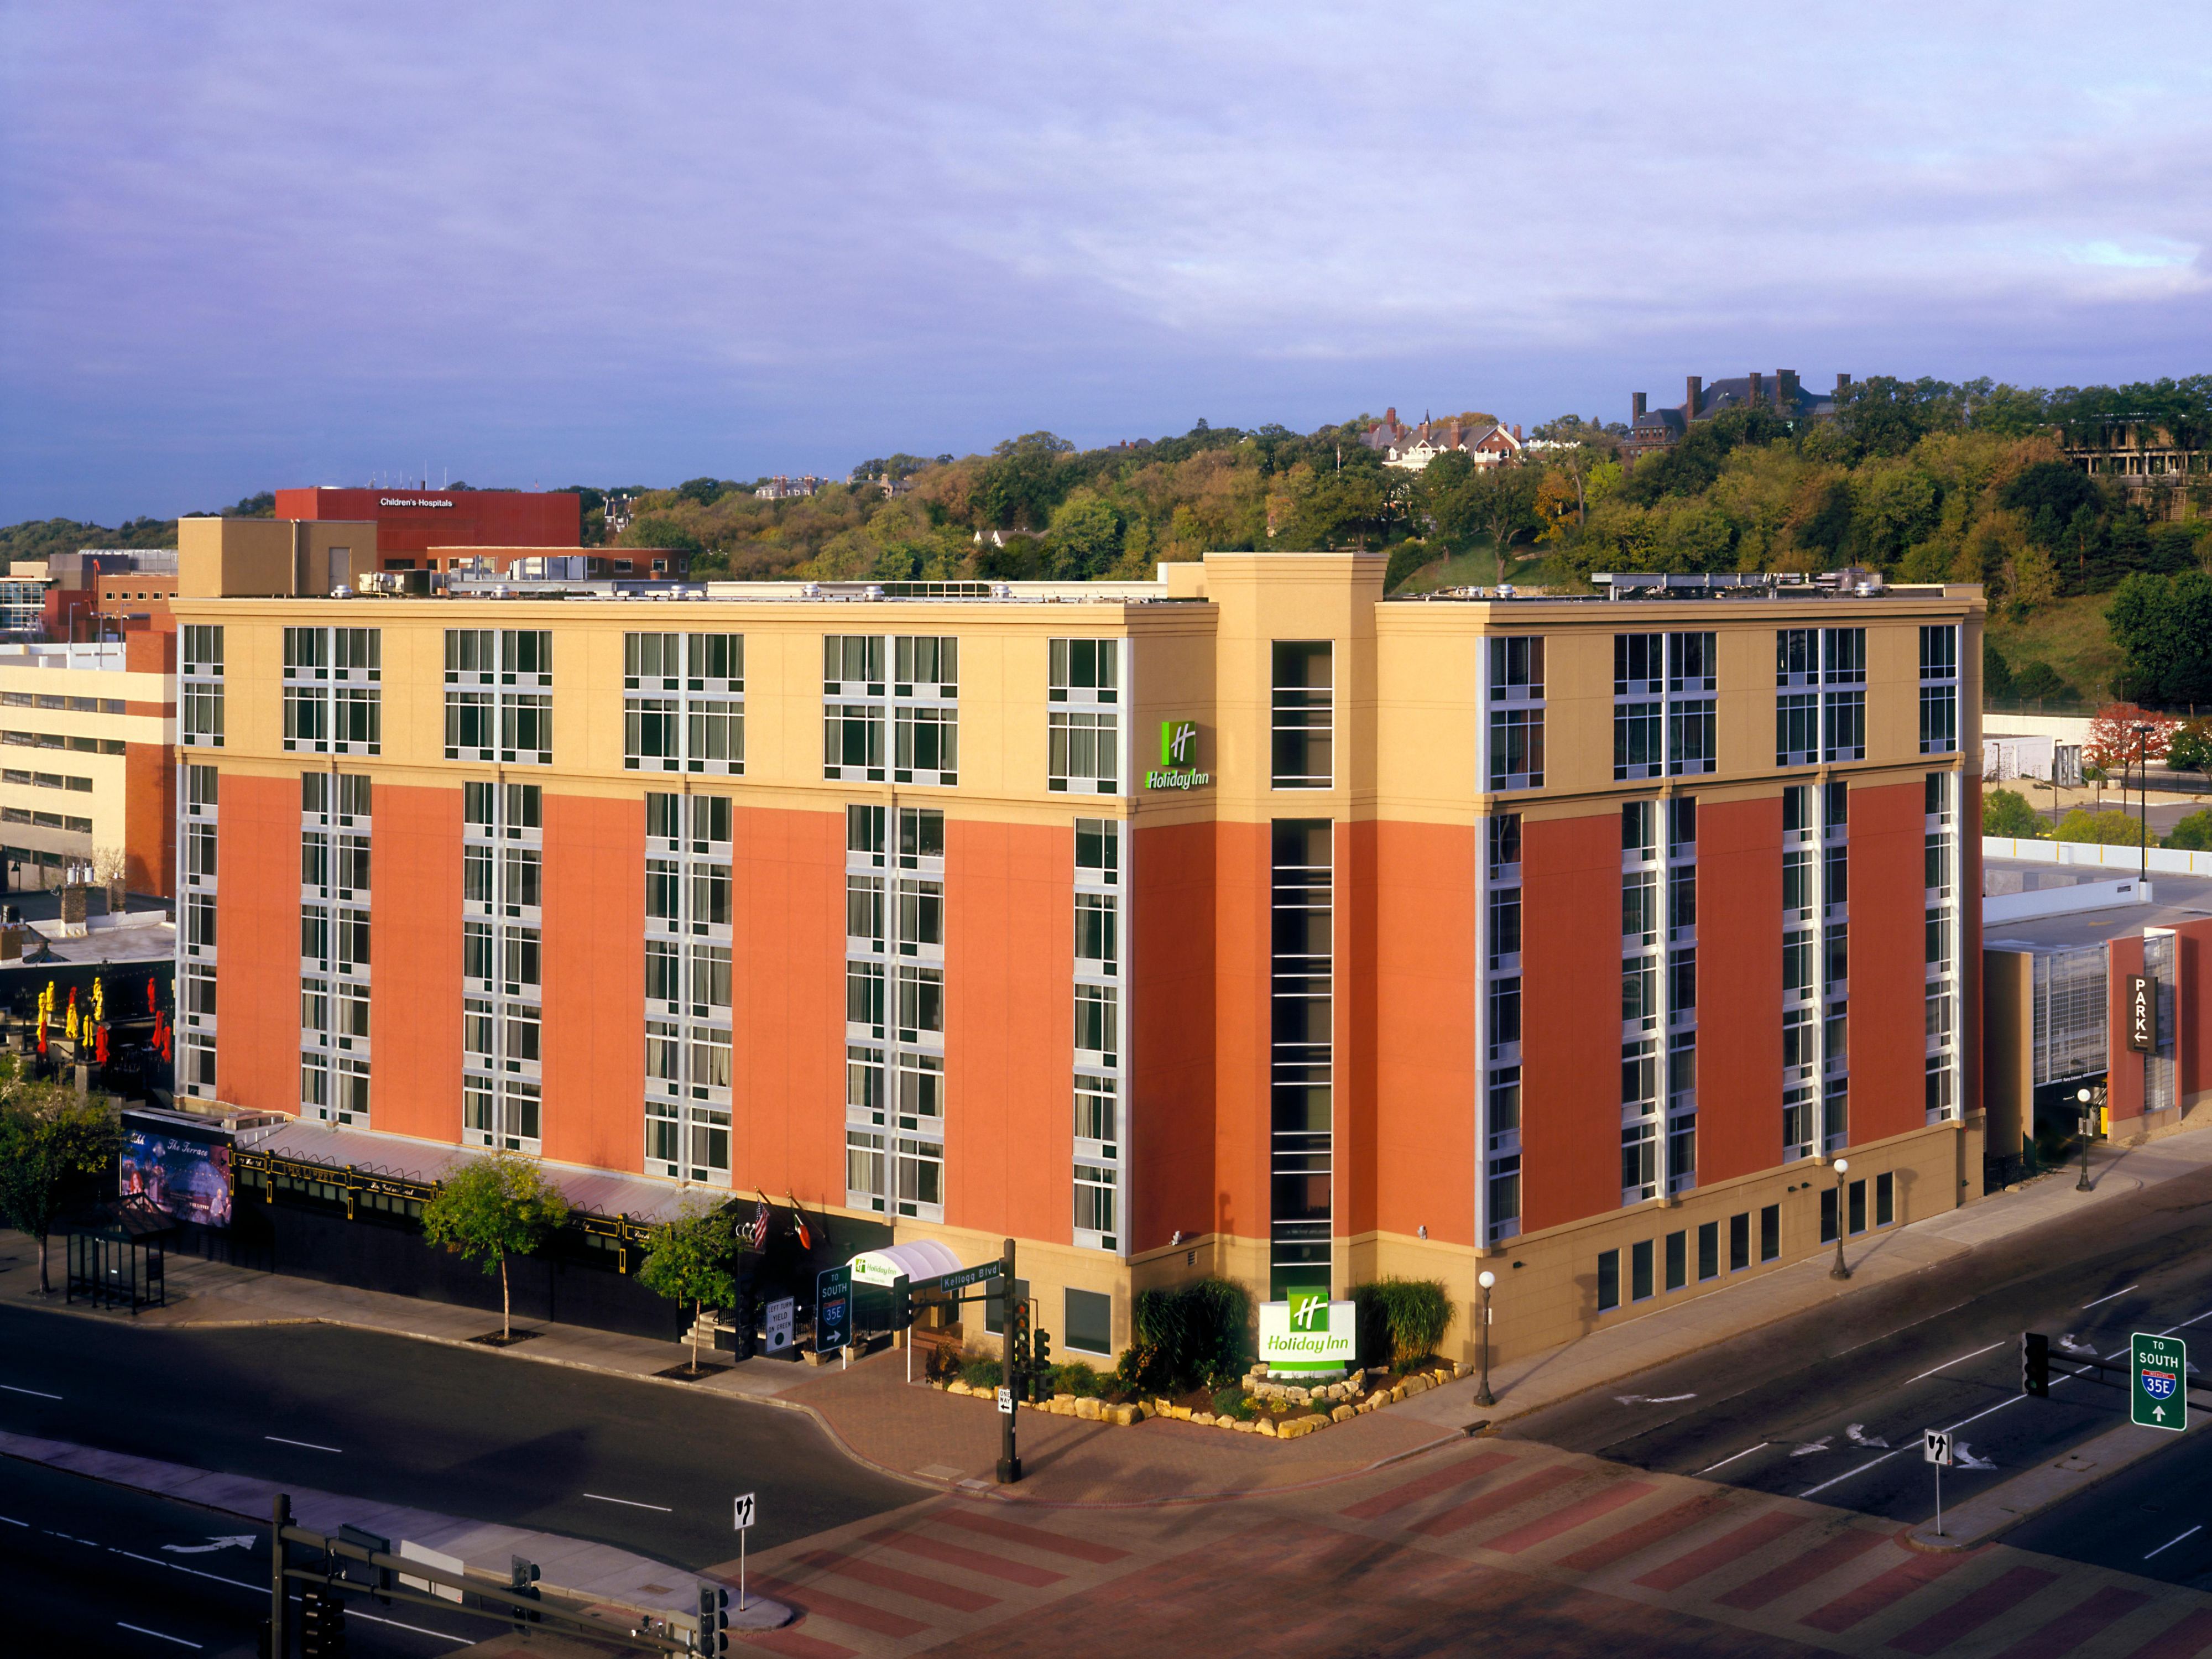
{"left": 1210, "top": 1386, "right": 1253, "bottom": 1420}
{"left": 1981, "top": 787, "right": 2049, "bottom": 839}
{"left": 2169, "top": 808, "right": 2212, "bottom": 851}
{"left": 959, "top": 1356, "right": 1002, "bottom": 1390}
{"left": 1051, "top": 1361, "right": 1103, "bottom": 1397}
{"left": 1384, "top": 541, "right": 1439, "bottom": 594}
{"left": 1350, "top": 1278, "right": 1453, "bottom": 1367}
{"left": 1130, "top": 1276, "right": 1253, "bottom": 1392}
{"left": 2057, "top": 806, "right": 2150, "bottom": 846}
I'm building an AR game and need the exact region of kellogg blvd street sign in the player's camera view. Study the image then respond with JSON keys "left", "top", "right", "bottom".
{"left": 2133, "top": 1333, "right": 2188, "bottom": 1431}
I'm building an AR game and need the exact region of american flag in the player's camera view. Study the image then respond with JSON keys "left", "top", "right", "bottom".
{"left": 743, "top": 1197, "right": 771, "bottom": 1251}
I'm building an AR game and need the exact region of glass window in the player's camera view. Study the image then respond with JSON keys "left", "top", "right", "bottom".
{"left": 1597, "top": 1248, "right": 1620, "bottom": 1312}
{"left": 894, "top": 634, "right": 958, "bottom": 691}
{"left": 1489, "top": 708, "right": 1545, "bottom": 790}
{"left": 1631, "top": 1239, "right": 1654, "bottom": 1301}
{"left": 1075, "top": 982, "right": 1118, "bottom": 1058}
{"left": 1488, "top": 636, "right": 1544, "bottom": 700}
{"left": 1270, "top": 641, "right": 1334, "bottom": 789}
{"left": 1065, "top": 1288, "right": 1113, "bottom": 1354}
{"left": 1076, "top": 818, "right": 1120, "bottom": 884}
{"left": 1075, "top": 893, "right": 1117, "bottom": 971}
{"left": 1697, "top": 1221, "right": 1718, "bottom": 1281}
{"left": 1073, "top": 1165, "right": 1117, "bottom": 1237}
{"left": 1048, "top": 639, "right": 1119, "bottom": 703}
{"left": 1075, "top": 1074, "right": 1118, "bottom": 1142}
{"left": 1048, "top": 709, "right": 1120, "bottom": 793}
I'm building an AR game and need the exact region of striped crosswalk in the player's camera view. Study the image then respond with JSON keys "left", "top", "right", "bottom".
{"left": 721, "top": 1438, "right": 2212, "bottom": 1657}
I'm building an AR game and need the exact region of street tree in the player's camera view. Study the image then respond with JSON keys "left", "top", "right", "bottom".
{"left": 638, "top": 1206, "right": 740, "bottom": 1373}
{"left": 419, "top": 1152, "right": 571, "bottom": 1342}
{"left": 0, "top": 1080, "right": 118, "bottom": 1294}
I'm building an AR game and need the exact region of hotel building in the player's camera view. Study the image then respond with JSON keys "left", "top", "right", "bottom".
{"left": 171, "top": 545, "right": 1981, "bottom": 1363}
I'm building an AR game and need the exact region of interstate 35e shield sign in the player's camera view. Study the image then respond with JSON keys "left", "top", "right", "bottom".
{"left": 2132, "top": 1333, "right": 2188, "bottom": 1431}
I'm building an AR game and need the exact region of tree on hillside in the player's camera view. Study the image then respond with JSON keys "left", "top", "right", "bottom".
{"left": 420, "top": 1152, "right": 571, "bottom": 1342}
{"left": 0, "top": 1082, "right": 117, "bottom": 1294}
{"left": 2108, "top": 572, "right": 2212, "bottom": 706}
{"left": 638, "top": 1206, "right": 740, "bottom": 1373}
{"left": 2083, "top": 702, "right": 2180, "bottom": 781}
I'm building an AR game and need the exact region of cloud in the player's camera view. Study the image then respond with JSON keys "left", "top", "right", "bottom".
{"left": 1, "top": 3, "right": 2208, "bottom": 519}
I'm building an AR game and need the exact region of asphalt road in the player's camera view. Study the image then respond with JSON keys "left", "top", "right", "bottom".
{"left": 0, "top": 1307, "right": 917, "bottom": 1574}
{"left": 1503, "top": 1161, "right": 2212, "bottom": 1583}
{"left": 0, "top": 1454, "right": 482, "bottom": 1658}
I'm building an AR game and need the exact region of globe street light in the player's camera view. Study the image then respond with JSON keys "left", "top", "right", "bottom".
{"left": 1474, "top": 1270, "right": 1497, "bottom": 1407}
{"left": 1829, "top": 1157, "right": 1852, "bottom": 1280}
{"left": 2075, "top": 1084, "right": 2100, "bottom": 1192}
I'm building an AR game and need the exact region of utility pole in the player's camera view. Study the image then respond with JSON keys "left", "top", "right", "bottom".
{"left": 269, "top": 1493, "right": 290, "bottom": 1658}
{"left": 997, "top": 1236, "right": 1020, "bottom": 1485}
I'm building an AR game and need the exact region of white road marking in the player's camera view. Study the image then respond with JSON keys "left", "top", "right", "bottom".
{"left": 1695, "top": 1444, "right": 1766, "bottom": 1475}
{"left": 1953, "top": 1442, "right": 1998, "bottom": 1471}
{"left": 347, "top": 1608, "right": 473, "bottom": 1644}
{"left": 1613, "top": 1394, "right": 1697, "bottom": 1406}
{"left": 0, "top": 1384, "right": 63, "bottom": 1400}
{"left": 1799, "top": 1451, "right": 1899, "bottom": 1498}
{"left": 581, "top": 1493, "right": 673, "bottom": 1512}
{"left": 2081, "top": 1285, "right": 2140, "bottom": 1310}
{"left": 1905, "top": 1342, "right": 2001, "bottom": 1384}
{"left": 111, "top": 1548, "right": 257, "bottom": 1590}
{"left": 2146, "top": 1524, "right": 2204, "bottom": 1561}
{"left": 161, "top": 1536, "right": 255, "bottom": 1555}
{"left": 116, "top": 1622, "right": 202, "bottom": 1649}
{"left": 1791, "top": 1439, "right": 1832, "bottom": 1457}
{"left": 0, "top": 1514, "right": 25, "bottom": 1527}
{"left": 1846, "top": 1423, "right": 1890, "bottom": 1448}
{"left": 264, "top": 1436, "right": 342, "bottom": 1453}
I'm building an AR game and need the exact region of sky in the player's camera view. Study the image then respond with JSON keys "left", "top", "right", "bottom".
{"left": 1, "top": 3, "right": 2206, "bottom": 524}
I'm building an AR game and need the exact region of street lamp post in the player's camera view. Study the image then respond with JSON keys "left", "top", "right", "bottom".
{"left": 2075, "top": 1084, "right": 2101, "bottom": 1192}
{"left": 1828, "top": 1157, "right": 1852, "bottom": 1280}
{"left": 1474, "top": 1270, "right": 1496, "bottom": 1407}
{"left": 2132, "top": 724, "right": 2152, "bottom": 884}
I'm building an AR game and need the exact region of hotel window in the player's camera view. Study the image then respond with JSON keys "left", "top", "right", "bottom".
{"left": 1270, "top": 818, "right": 1334, "bottom": 1298}
{"left": 1075, "top": 893, "right": 1117, "bottom": 973}
{"left": 1048, "top": 638, "right": 1119, "bottom": 704}
{"left": 1049, "top": 710, "right": 1120, "bottom": 794}
{"left": 1072, "top": 812, "right": 1125, "bottom": 1250}
{"left": 1486, "top": 1063, "right": 1521, "bottom": 1243}
{"left": 1615, "top": 632, "right": 1714, "bottom": 781}
{"left": 1924, "top": 770, "right": 1961, "bottom": 1125}
{"left": 1486, "top": 632, "right": 1546, "bottom": 791}
{"left": 1074, "top": 982, "right": 1118, "bottom": 1062}
{"left": 847, "top": 800, "right": 945, "bottom": 1218}
{"left": 627, "top": 631, "right": 743, "bottom": 775}
{"left": 1075, "top": 1073, "right": 1118, "bottom": 1145}
{"left": 1919, "top": 625, "right": 1959, "bottom": 754}
{"left": 625, "top": 632, "right": 681, "bottom": 689}
{"left": 283, "top": 628, "right": 380, "bottom": 755}
{"left": 1074, "top": 1163, "right": 1118, "bottom": 1235}
{"left": 894, "top": 1136, "right": 944, "bottom": 1211}
{"left": 1270, "top": 641, "right": 1334, "bottom": 789}
{"left": 825, "top": 701, "right": 885, "bottom": 781}
{"left": 182, "top": 624, "right": 223, "bottom": 679}
{"left": 181, "top": 630, "right": 225, "bottom": 746}
{"left": 447, "top": 630, "right": 551, "bottom": 764}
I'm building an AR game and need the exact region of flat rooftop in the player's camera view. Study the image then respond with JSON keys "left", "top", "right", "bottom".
{"left": 1983, "top": 855, "right": 2212, "bottom": 954}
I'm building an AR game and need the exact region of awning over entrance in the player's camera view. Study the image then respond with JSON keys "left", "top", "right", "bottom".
{"left": 848, "top": 1239, "right": 963, "bottom": 1286}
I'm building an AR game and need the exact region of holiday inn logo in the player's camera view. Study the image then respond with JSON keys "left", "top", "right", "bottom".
{"left": 1147, "top": 719, "right": 1212, "bottom": 791}
{"left": 1290, "top": 1290, "right": 1329, "bottom": 1333}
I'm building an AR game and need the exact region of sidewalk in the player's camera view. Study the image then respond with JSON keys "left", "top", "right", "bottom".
{"left": 11, "top": 1122, "right": 2212, "bottom": 1510}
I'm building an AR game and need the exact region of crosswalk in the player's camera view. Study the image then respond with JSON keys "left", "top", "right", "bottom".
{"left": 718, "top": 1439, "right": 2212, "bottom": 1657}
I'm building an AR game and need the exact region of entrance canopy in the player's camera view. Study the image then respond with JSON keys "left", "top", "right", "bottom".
{"left": 848, "top": 1239, "right": 963, "bottom": 1287}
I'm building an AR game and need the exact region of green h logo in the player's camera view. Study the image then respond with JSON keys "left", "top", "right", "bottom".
{"left": 1289, "top": 1291, "right": 1329, "bottom": 1332}
{"left": 1160, "top": 719, "right": 1197, "bottom": 769}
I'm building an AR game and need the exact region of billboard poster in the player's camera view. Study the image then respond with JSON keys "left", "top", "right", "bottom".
{"left": 119, "top": 1124, "right": 233, "bottom": 1228}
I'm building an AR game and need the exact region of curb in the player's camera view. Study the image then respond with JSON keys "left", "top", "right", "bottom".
{"left": 1902, "top": 1419, "right": 2199, "bottom": 1552}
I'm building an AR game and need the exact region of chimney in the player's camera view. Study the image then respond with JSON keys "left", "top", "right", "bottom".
{"left": 1748, "top": 371, "right": 1764, "bottom": 408}
{"left": 1686, "top": 375, "right": 1703, "bottom": 420}
{"left": 1777, "top": 369, "right": 1799, "bottom": 411}
{"left": 1513, "top": 424, "right": 1522, "bottom": 442}
{"left": 1632, "top": 391, "right": 1647, "bottom": 421}
{"left": 1384, "top": 406, "right": 1396, "bottom": 430}
{"left": 1835, "top": 373, "right": 1851, "bottom": 393}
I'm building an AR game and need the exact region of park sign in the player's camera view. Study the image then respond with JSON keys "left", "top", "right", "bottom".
{"left": 1146, "top": 719, "right": 1212, "bottom": 791}
{"left": 2127, "top": 975, "right": 2154, "bottom": 1052}
{"left": 1259, "top": 1291, "right": 1357, "bottom": 1374}
{"left": 2133, "top": 1332, "right": 2188, "bottom": 1431}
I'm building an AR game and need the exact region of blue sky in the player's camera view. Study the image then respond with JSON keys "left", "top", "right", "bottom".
{"left": 2, "top": 3, "right": 2205, "bottom": 523}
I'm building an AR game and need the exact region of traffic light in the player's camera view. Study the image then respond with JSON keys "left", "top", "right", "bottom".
{"left": 699, "top": 1583, "right": 731, "bottom": 1654}
{"left": 1031, "top": 1328, "right": 1052, "bottom": 1400}
{"left": 2021, "top": 1331, "right": 2050, "bottom": 1398}
{"left": 510, "top": 1554, "right": 542, "bottom": 1625}
{"left": 299, "top": 1585, "right": 348, "bottom": 1657}
{"left": 1010, "top": 1298, "right": 1031, "bottom": 1371}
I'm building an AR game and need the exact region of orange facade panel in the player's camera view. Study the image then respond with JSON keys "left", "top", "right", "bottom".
{"left": 1130, "top": 820, "right": 1216, "bottom": 1253}
{"left": 731, "top": 804, "right": 844, "bottom": 1208}
{"left": 123, "top": 741, "right": 174, "bottom": 899}
{"left": 541, "top": 793, "right": 646, "bottom": 1175}
{"left": 368, "top": 783, "right": 463, "bottom": 1145}
{"left": 1522, "top": 808, "right": 1622, "bottom": 1232}
{"left": 945, "top": 819, "right": 1073, "bottom": 1244}
{"left": 213, "top": 774, "right": 301, "bottom": 1114}
{"left": 1697, "top": 794, "right": 1785, "bottom": 1184}
{"left": 1338, "top": 819, "right": 1380, "bottom": 1240}
{"left": 1849, "top": 780, "right": 1928, "bottom": 1145}
{"left": 1212, "top": 820, "right": 1271, "bottom": 1256}
{"left": 1372, "top": 820, "right": 1475, "bottom": 1245}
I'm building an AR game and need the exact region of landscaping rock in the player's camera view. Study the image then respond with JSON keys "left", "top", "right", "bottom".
{"left": 1192, "top": 1411, "right": 1216, "bottom": 1427}
{"left": 1257, "top": 1417, "right": 1277, "bottom": 1437}
{"left": 1076, "top": 1396, "right": 1102, "bottom": 1421}
{"left": 948, "top": 1381, "right": 972, "bottom": 1396}
{"left": 1331, "top": 1404, "right": 1355, "bottom": 1423}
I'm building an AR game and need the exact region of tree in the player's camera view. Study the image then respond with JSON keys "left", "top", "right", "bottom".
{"left": 2108, "top": 571, "right": 2212, "bottom": 706}
{"left": 419, "top": 1152, "right": 571, "bottom": 1341}
{"left": 2168, "top": 718, "right": 2212, "bottom": 779}
{"left": 2167, "top": 809, "right": 2212, "bottom": 851}
{"left": 2083, "top": 703, "right": 2180, "bottom": 779}
{"left": 1980, "top": 787, "right": 2048, "bottom": 839}
{"left": 620, "top": 513, "right": 705, "bottom": 555}
{"left": 2057, "top": 807, "right": 2150, "bottom": 847}
{"left": 638, "top": 1206, "right": 739, "bottom": 1373}
{"left": 0, "top": 1082, "right": 117, "bottom": 1293}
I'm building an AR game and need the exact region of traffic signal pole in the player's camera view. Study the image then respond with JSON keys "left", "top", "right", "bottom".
{"left": 997, "top": 1237, "right": 1020, "bottom": 1485}
{"left": 269, "top": 1493, "right": 290, "bottom": 1658}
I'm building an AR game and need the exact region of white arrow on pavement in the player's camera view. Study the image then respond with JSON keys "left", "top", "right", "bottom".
{"left": 1846, "top": 1423, "right": 1890, "bottom": 1448}
{"left": 162, "top": 1536, "right": 257, "bottom": 1554}
{"left": 2059, "top": 1335, "right": 2097, "bottom": 1355}
{"left": 1954, "top": 1443, "right": 1997, "bottom": 1470}
{"left": 1791, "top": 1438, "right": 1832, "bottom": 1457}
{"left": 1613, "top": 1393, "right": 1698, "bottom": 1405}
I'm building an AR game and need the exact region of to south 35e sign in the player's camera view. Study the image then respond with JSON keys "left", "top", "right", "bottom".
{"left": 2127, "top": 974, "right": 2156, "bottom": 1052}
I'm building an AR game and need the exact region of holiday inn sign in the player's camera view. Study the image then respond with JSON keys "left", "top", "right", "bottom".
{"left": 1147, "top": 718, "right": 1212, "bottom": 790}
